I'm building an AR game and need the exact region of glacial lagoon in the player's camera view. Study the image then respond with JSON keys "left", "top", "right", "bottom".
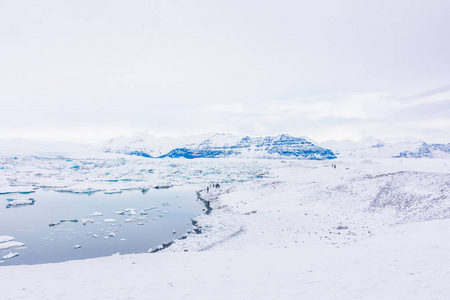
{"left": 0, "top": 186, "right": 205, "bottom": 266}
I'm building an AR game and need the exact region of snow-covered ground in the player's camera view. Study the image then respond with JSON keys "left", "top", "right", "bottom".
{"left": 0, "top": 156, "right": 449, "bottom": 299}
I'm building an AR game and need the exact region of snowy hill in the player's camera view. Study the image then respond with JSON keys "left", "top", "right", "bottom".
{"left": 101, "top": 133, "right": 337, "bottom": 160}
{"left": 319, "top": 138, "right": 450, "bottom": 159}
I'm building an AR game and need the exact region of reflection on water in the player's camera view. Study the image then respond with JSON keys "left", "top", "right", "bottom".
{"left": 0, "top": 186, "right": 204, "bottom": 266}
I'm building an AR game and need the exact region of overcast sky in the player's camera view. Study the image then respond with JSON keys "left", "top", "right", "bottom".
{"left": 1, "top": 0, "right": 449, "bottom": 144}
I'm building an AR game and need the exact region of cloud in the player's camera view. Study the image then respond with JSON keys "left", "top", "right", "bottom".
{"left": 0, "top": 1, "right": 449, "bottom": 143}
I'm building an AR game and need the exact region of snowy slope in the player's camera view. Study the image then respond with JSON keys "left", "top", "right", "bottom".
{"left": 101, "top": 133, "right": 337, "bottom": 160}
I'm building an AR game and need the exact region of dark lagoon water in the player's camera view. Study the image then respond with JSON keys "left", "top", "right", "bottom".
{"left": 0, "top": 186, "right": 204, "bottom": 266}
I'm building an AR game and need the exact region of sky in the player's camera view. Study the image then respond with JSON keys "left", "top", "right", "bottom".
{"left": 1, "top": 0, "right": 449, "bottom": 144}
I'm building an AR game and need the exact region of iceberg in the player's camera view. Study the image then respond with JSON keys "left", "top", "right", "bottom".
{"left": 60, "top": 219, "right": 78, "bottom": 223}
{"left": 2, "top": 252, "right": 19, "bottom": 260}
{"left": 0, "top": 235, "right": 14, "bottom": 243}
{"left": 0, "top": 241, "right": 25, "bottom": 250}
{"left": 103, "top": 219, "right": 117, "bottom": 222}
{"left": 124, "top": 208, "right": 137, "bottom": 215}
{"left": 90, "top": 212, "right": 103, "bottom": 217}
{"left": 0, "top": 186, "right": 36, "bottom": 195}
{"left": 82, "top": 219, "right": 94, "bottom": 225}
{"left": 5, "top": 197, "right": 35, "bottom": 208}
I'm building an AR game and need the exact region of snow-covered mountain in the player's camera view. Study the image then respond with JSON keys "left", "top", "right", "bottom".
{"left": 101, "top": 133, "right": 337, "bottom": 160}
{"left": 319, "top": 138, "right": 450, "bottom": 159}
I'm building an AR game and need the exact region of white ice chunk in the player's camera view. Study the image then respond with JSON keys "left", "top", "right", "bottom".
{"left": 109, "top": 233, "right": 116, "bottom": 237}
{"left": 0, "top": 186, "right": 36, "bottom": 194}
{"left": 0, "top": 241, "right": 25, "bottom": 250}
{"left": 74, "top": 245, "right": 81, "bottom": 249}
{"left": 144, "top": 206, "right": 157, "bottom": 211}
{"left": 90, "top": 212, "right": 103, "bottom": 217}
{"left": 0, "top": 235, "right": 14, "bottom": 243}
{"left": 82, "top": 219, "right": 94, "bottom": 225}
{"left": 114, "top": 211, "right": 125, "bottom": 215}
{"left": 2, "top": 252, "right": 19, "bottom": 260}
{"left": 6, "top": 197, "right": 35, "bottom": 208}
{"left": 103, "top": 219, "right": 117, "bottom": 222}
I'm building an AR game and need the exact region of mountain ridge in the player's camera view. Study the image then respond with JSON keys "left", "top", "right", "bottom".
{"left": 101, "top": 133, "right": 337, "bottom": 160}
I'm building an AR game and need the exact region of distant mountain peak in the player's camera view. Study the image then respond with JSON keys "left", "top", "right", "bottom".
{"left": 318, "top": 138, "right": 450, "bottom": 159}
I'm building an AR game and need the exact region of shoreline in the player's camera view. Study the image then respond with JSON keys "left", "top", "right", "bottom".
{"left": 149, "top": 187, "right": 214, "bottom": 253}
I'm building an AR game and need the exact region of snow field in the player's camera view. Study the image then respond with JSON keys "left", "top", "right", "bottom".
{"left": 0, "top": 157, "right": 449, "bottom": 299}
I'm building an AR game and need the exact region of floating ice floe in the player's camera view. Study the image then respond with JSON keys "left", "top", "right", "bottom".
{"left": 0, "top": 186, "right": 36, "bottom": 195}
{"left": 0, "top": 241, "right": 25, "bottom": 250}
{"left": 103, "top": 219, "right": 117, "bottom": 223}
{"left": 114, "top": 211, "right": 125, "bottom": 215}
{"left": 143, "top": 206, "right": 157, "bottom": 211}
{"left": 124, "top": 208, "right": 137, "bottom": 215}
{"left": 3, "top": 252, "right": 19, "bottom": 260}
{"left": 82, "top": 219, "right": 94, "bottom": 225}
{"left": 60, "top": 219, "right": 78, "bottom": 223}
{"left": 137, "top": 222, "right": 144, "bottom": 225}
{"left": 55, "top": 183, "right": 106, "bottom": 194}
{"left": 90, "top": 212, "right": 103, "bottom": 217}
{"left": 104, "top": 190, "right": 123, "bottom": 194}
{"left": 49, "top": 222, "right": 61, "bottom": 227}
{"left": 0, "top": 235, "right": 14, "bottom": 243}
{"left": 74, "top": 245, "right": 81, "bottom": 249}
{"left": 124, "top": 218, "right": 135, "bottom": 223}
{"left": 109, "top": 233, "right": 116, "bottom": 237}
{"left": 6, "top": 197, "right": 35, "bottom": 208}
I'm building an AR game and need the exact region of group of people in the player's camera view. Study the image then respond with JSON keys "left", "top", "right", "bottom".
{"left": 206, "top": 183, "right": 221, "bottom": 193}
